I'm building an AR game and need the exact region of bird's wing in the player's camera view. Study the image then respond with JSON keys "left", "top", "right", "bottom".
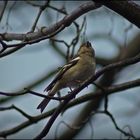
{"left": 44, "top": 56, "right": 80, "bottom": 92}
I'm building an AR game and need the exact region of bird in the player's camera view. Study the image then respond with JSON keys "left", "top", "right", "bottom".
{"left": 37, "top": 41, "right": 96, "bottom": 113}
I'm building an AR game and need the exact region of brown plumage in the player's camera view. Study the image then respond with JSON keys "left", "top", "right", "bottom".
{"left": 37, "top": 41, "right": 96, "bottom": 113}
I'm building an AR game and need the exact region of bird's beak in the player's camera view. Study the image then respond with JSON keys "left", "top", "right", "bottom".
{"left": 86, "top": 41, "right": 91, "bottom": 47}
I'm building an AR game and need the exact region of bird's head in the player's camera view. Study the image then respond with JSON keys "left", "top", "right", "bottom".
{"left": 77, "top": 41, "right": 95, "bottom": 57}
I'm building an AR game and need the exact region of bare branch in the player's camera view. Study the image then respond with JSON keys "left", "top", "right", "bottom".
{"left": 0, "top": 2, "right": 101, "bottom": 58}
{"left": 11, "top": 105, "right": 33, "bottom": 120}
{"left": 48, "top": 4, "right": 67, "bottom": 15}
{"left": 0, "top": 1, "right": 8, "bottom": 22}
{"left": 95, "top": 0, "right": 140, "bottom": 28}
{"left": 0, "top": 108, "right": 55, "bottom": 138}
{"left": 120, "top": 125, "right": 135, "bottom": 139}
{"left": 30, "top": 1, "right": 50, "bottom": 32}
{"left": 0, "top": 2, "right": 101, "bottom": 42}
{"left": 94, "top": 111, "right": 135, "bottom": 138}
{"left": 4, "top": 1, "right": 16, "bottom": 31}
{"left": 0, "top": 77, "right": 140, "bottom": 138}
{"left": 0, "top": 89, "right": 65, "bottom": 101}
{"left": 26, "top": 89, "right": 64, "bottom": 101}
{"left": 0, "top": 90, "right": 26, "bottom": 97}
{"left": 50, "top": 38, "right": 70, "bottom": 48}
{"left": 61, "top": 78, "right": 140, "bottom": 113}
{"left": 34, "top": 53, "right": 140, "bottom": 139}
{"left": 0, "top": 51, "right": 140, "bottom": 138}
{"left": 105, "top": 111, "right": 135, "bottom": 138}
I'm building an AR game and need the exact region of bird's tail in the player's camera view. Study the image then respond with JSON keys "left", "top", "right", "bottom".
{"left": 37, "top": 83, "right": 59, "bottom": 113}
{"left": 37, "top": 95, "right": 53, "bottom": 113}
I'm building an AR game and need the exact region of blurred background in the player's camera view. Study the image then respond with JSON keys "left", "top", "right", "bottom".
{"left": 0, "top": 1, "right": 140, "bottom": 139}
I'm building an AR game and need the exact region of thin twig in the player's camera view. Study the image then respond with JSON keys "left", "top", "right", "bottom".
{"left": 30, "top": 1, "right": 50, "bottom": 32}
{"left": 26, "top": 89, "right": 65, "bottom": 101}
{"left": 0, "top": 2, "right": 100, "bottom": 43}
{"left": 0, "top": 1, "right": 8, "bottom": 22}
{"left": 11, "top": 105, "right": 33, "bottom": 120}
{"left": 105, "top": 111, "right": 135, "bottom": 138}
{"left": 0, "top": 104, "right": 33, "bottom": 120}
{"left": 5, "top": 1, "right": 16, "bottom": 31}
{"left": 0, "top": 78, "right": 140, "bottom": 138}
{"left": 0, "top": 89, "right": 66, "bottom": 101}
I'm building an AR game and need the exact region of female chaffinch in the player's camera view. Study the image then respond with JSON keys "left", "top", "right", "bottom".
{"left": 37, "top": 41, "right": 96, "bottom": 113}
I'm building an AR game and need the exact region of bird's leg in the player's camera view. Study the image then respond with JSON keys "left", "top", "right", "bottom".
{"left": 68, "top": 87, "right": 73, "bottom": 94}
{"left": 75, "top": 80, "right": 89, "bottom": 88}
{"left": 69, "top": 87, "right": 73, "bottom": 92}
{"left": 56, "top": 91, "right": 62, "bottom": 104}
{"left": 68, "top": 87, "right": 77, "bottom": 99}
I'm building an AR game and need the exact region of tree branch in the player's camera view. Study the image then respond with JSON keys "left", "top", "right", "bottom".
{"left": 0, "top": 89, "right": 65, "bottom": 101}
{"left": 0, "top": 2, "right": 101, "bottom": 42}
{"left": 0, "top": 77, "right": 140, "bottom": 138}
{"left": 30, "top": 1, "right": 50, "bottom": 32}
{"left": 95, "top": 0, "right": 140, "bottom": 28}
{"left": 34, "top": 52, "right": 140, "bottom": 139}
{"left": 64, "top": 78, "right": 140, "bottom": 111}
